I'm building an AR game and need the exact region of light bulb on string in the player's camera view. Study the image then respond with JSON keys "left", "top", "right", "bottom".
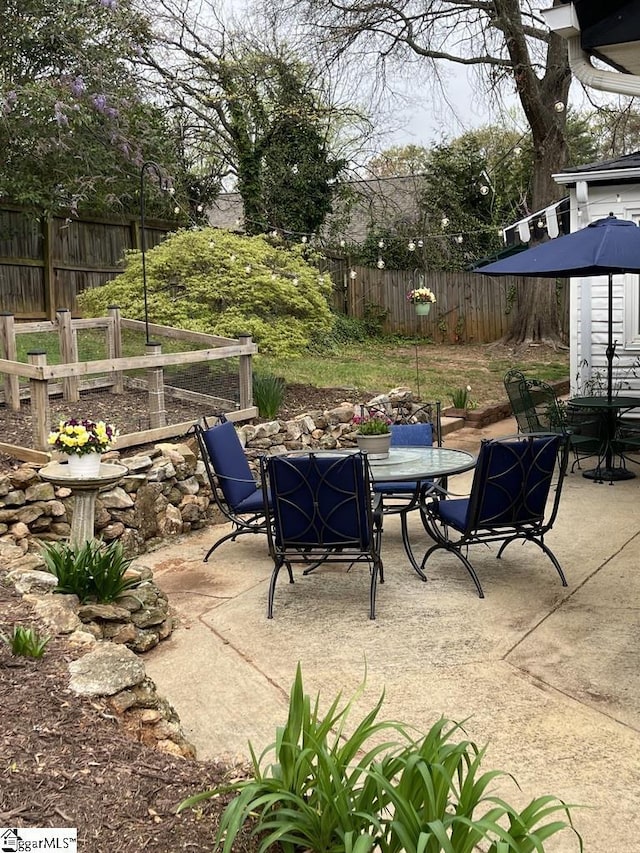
{"left": 480, "top": 185, "right": 489, "bottom": 196}
{"left": 196, "top": 204, "right": 203, "bottom": 213}
{"left": 554, "top": 101, "right": 565, "bottom": 112}
{"left": 537, "top": 220, "right": 544, "bottom": 229}
{"left": 350, "top": 269, "right": 357, "bottom": 280}
{"left": 301, "top": 235, "right": 307, "bottom": 244}
{"left": 377, "top": 258, "right": 385, "bottom": 269}
{"left": 408, "top": 240, "right": 416, "bottom": 251}
{"left": 168, "top": 186, "right": 176, "bottom": 196}
{"left": 513, "top": 147, "right": 522, "bottom": 156}
{"left": 455, "top": 235, "right": 464, "bottom": 244}
{"left": 417, "top": 239, "right": 424, "bottom": 248}
{"left": 441, "top": 217, "right": 449, "bottom": 228}
{"left": 378, "top": 239, "right": 385, "bottom": 249}
{"left": 173, "top": 206, "right": 180, "bottom": 215}
{"left": 339, "top": 239, "right": 346, "bottom": 248}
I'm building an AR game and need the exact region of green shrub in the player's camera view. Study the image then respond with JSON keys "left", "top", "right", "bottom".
{"left": 253, "top": 373, "right": 286, "bottom": 419}
{"left": 77, "top": 228, "right": 334, "bottom": 358}
{"left": 179, "top": 665, "right": 582, "bottom": 853}
{"left": 0, "top": 625, "right": 50, "bottom": 658}
{"left": 40, "top": 540, "right": 139, "bottom": 604}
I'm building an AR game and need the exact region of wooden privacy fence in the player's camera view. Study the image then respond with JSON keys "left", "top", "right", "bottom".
{"left": 331, "top": 265, "right": 569, "bottom": 342}
{"left": 0, "top": 308, "right": 257, "bottom": 463}
{"left": 0, "top": 204, "right": 176, "bottom": 320}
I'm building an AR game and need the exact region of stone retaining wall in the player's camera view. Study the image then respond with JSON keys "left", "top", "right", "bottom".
{"left": 0, "top": 389, "right": 436, "bottom": 555}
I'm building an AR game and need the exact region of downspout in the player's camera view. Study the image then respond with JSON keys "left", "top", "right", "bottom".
{"left": 566, "top": 36, "right": 640, "bottom": 96}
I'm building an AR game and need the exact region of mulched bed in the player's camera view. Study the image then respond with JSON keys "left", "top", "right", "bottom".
{"left": 0, "top": 382, "right": 370, "bottom": 850}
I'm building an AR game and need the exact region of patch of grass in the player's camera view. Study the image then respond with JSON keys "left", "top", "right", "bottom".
{"left": 258, "top": 341, "right": 569, "bottom": 408}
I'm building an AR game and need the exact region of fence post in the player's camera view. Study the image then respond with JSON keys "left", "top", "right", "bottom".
{"left": 0, "top": 312, "right": 20, "bottom": 411}
{"left": 56, "top": 308, "right": 79, "bottom": 402}
{"left": 28, "top": 350, "right": 50, "bottom": 451}
{"left": 146, "top": 342, "right": 166, "bottom": 429}
{"left": 238, "top": 333, "right": 253, "bottom": 410}
{"left": 107, "top": 305, "right": 124, "bottom": 394}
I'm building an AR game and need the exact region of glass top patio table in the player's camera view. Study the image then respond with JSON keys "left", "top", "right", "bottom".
{"left": 364, "top": 446, "right": 476, "bottom": 481}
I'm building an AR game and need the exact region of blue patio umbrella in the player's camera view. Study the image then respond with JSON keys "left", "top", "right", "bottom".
{"left": 475, "top": 215, "right": 640, "bottom": 403}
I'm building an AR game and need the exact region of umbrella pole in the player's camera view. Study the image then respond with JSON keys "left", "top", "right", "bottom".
{"left": 607, "top": 273, "right": 615, "bottom": 405}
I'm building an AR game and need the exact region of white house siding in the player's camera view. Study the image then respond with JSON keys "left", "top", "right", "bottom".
{"left": 565, "top": 181, "right": 640, "bottom": 397}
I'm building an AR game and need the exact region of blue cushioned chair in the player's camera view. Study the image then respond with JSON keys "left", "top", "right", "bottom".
{"left": 260, "top": 452, "right": 383, "bottom": 619}
{"left": 373, "top": 413, "right": 444, "bottom": 579}
{"left": 420, "top": 433, "right": 569, "bottom": 597}
{"left": 195, "top": 420, "right": 270, "bottom": 560}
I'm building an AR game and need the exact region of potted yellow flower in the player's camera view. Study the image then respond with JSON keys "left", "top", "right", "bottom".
{"left": 48, "top": 418, "right": 118, "bottom": 477}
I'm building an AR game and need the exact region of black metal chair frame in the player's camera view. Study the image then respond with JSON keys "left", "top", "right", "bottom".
{"left": 420, "top": 433, "right": 570, "bottom": 598}
{"left": 260, "top": 451, "right": 384, "bottom": 619}
{"left": 193, "top": 419, "right": 269, "bottom": 561}
{"left": 504, "top": 370, "right": 601, "bottom": 472}
{"left": 363, "top": 400, "right": 444, "bottom": 577}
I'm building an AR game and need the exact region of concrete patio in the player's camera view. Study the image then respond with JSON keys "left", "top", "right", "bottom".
{"left": 143, "top": 418, "right": 640, "bottom": 852}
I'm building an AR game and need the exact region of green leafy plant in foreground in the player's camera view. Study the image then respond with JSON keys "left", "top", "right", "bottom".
{"left": 253, "top": 372, "right": 287, "bottom": 419}
{"left": 1, "top": 625, "right": 50, "bottom": 658}
{"left": 40, "top": 540, "right": 139, "bottom": 603}
{"left": 179, "top": 664, "right": 582, "bottom": 853}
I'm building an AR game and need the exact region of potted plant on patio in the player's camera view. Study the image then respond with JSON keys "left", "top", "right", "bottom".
{"left": 47, "top": 418, "right": 118, "bottom": 477}
{"left": 352, "top": 411, "right": 393, "bottom": 458}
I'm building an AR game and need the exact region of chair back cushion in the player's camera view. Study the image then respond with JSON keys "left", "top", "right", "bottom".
{"left": 200, "top": 421, "right": 257, "bottom": 508}
{"left": 390, "top": 422, "right": 433, "bottom": 447}
{"left": 266, "top": 453, "right": 371, "bottom": 548}
{"left": 466, "top": 434, "right": 561, "bottom": 529}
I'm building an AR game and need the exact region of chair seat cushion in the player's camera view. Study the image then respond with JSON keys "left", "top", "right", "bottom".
{"left": 235, "top": 487, "right": 267, "bottom": 513}
{"left": 433, "top": 497, "right": 469, "bottom": 531}
{"left": 373, "top": 480, "right": 420, "bottom": 494}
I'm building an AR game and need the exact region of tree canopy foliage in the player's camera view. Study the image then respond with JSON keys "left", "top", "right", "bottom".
{"left": 77, "top": 229, "right": 335, "bottom": 357}
{"left": 0, "top": 0, "right": 190, "bottom": 216}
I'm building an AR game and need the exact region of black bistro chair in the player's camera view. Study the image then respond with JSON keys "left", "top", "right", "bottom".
{"left": 420, "top": 433, "right": 570, "bottom": 598}
{"left": 372, "top": 413, "right": 445, "bottom": 579}
{"left": 260, "top": 451, "right": 383, "bottom": 619}
{"left": 194, "top": 419, "right": 270, "bottom": 560}
{"left": 503, "top": 370, "right": 601, "bottom": 471}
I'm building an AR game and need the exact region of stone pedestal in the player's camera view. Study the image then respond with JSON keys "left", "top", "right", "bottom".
{"left": 39, "top": 462, "right": 128, "bottom": 546}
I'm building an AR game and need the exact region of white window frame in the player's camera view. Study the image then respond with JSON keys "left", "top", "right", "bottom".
{"left": 623, "top": 208, "right": 640, "bottom": 351}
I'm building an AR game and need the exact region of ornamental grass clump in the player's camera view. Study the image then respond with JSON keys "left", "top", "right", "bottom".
{"left": 253, "top": 372, "right": 286, "bottom": 419}
{"left": 179, "top": 664, "right": 582, "bottom": 853}
{"left": 0, "top": 625, "right": 50, "bottom": 659}
{"left": 40, "top": 540, "right": 139, "bottom": 604}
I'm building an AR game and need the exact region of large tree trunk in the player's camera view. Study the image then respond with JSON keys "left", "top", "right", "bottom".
{"left": 497, "top": 0, "right": 572, "bottom": 346}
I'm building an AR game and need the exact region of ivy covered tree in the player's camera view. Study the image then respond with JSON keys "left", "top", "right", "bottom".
{"left": 142, "top": 1, "right": 356, "bottom": 237}
{"left": 77, "top": 228, "right": 335, "bottom": 357}
{"left": 0, "top": 0, "right": 190, "bottom": 216}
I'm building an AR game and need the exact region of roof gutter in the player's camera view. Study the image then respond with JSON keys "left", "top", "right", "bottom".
{"left": 542, "top": 5, "right": 640, "bottom": 96}
{"left": 566, "top": 35, "right": 640, "bottom": 97}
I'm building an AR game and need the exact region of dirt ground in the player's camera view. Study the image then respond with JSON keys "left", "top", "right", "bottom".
{"left": 0, "top": 383, "right": 366, "bottom": 851}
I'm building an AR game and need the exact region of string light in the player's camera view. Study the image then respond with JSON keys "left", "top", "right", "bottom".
{"left": 173, "top": 206, "right": 180, "bottom": 214}
{"left": 301, "top": 235, "right": 308, "bottom": 244}
{"left": 350, "top": 269, "right": 357, "bottom": 279}
{"left": 455, "top": 235, "right": 464, "bottom": 244}
{"left": 377, "top": 258, "right": 385, "bottom": 269}
{"left": 554, "top": 101, "right": 565, "bottom": 112}
{"left": 480, "top": 185, "right": 490, "bottom": 196}
{"left": 339, "top": 239, "right": 346, "bottom": 248}
{"left": 417, "top": 239, "right": 424, "bottom": 248}
{"left": 441, "top": 217, "right": 449, "bottom": 228}
{"left": 378, "top": 239, "right": 385, "bottom": 249}
{"left": 196, "top": 204, "right": 203, "bottom": 213}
